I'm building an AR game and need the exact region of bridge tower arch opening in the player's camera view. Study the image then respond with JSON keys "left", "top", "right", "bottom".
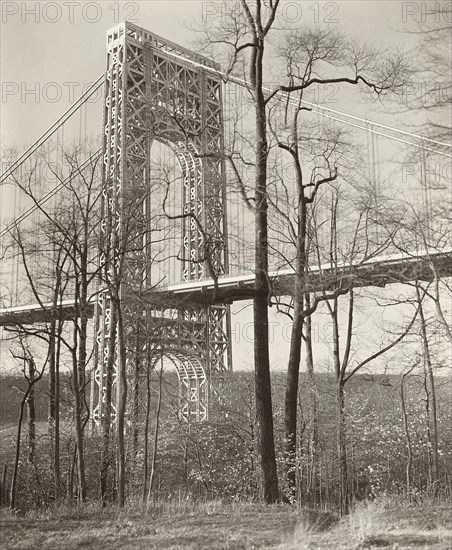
{"left": 151, "top": 350, "right": 208, "bottom": 423}
{"left": 148, "top": 135, "right": 215, "bottom": 288}
{"left": 90, "top": 21, "right": 231, "bottom": 428}
{"left": 148, "top": 138, "right": 185, "bottom": 288}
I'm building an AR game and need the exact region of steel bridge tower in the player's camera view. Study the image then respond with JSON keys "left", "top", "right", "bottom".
{"left": 90, "top": 22, "right": 231, "bottom": 427}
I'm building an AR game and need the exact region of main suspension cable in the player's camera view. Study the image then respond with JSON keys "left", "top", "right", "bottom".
{"left": 145, "top": 47, "right": 450, "bottom": 155}
{"left": 0, "top": 149, "right": 102, "bottom": 239}
{"left": 0, "top": 75, "right": 104, "bottom": 185}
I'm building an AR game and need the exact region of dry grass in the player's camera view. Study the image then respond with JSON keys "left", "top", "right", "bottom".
{"left": 0, "top": 499, "right": 451, "bottom": 549}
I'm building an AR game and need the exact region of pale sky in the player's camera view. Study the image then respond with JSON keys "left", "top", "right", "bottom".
{"left": 1, "top": 0, "right": 423, "bottom": 149}
{"left": 0, "top": 1, "right": 449, "bottom": 374}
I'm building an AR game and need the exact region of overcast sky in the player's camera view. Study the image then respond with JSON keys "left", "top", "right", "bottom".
{"left": 1, "top": 0, "right": 424, "bottom": 149}
{"left": 0, "top": 1, "right": 448, "bottom": 373}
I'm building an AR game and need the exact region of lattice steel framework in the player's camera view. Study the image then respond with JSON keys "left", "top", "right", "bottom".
{"left": 90, "top": 22, "right": 231, "bottom": 427}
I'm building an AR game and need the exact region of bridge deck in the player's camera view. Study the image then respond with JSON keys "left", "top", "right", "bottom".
{"left": 155, "top": 249, "right": 452, "bottom": 305}
{"left": 0, "top": 250, "right": 451, "bottom": 326}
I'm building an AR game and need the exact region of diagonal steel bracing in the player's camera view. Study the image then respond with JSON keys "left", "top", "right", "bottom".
{"left": 91, "top": 22, "right": 232, "bottom": 427}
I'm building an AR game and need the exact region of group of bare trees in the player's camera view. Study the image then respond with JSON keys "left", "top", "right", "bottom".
{"left": 1, "top": 145, "right": 103, "bottom": 505}
{"left": 1, "top": 0, "right": 450, "bottom": 514}
{"left": 196, "top": 0, "right": 451, "bottom": 509}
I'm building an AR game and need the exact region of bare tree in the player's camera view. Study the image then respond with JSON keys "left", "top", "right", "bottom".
{"left": 266, "top": 26, "right": 411, "bottom": 500}
{"left": 4, "top": 144, "right": 103, "bottom": 504}
{"left": 9, "top": 339, "right": 46, "bottom": 510}
{"left": 196, "top": 5, "right": 410, "bottom": 502}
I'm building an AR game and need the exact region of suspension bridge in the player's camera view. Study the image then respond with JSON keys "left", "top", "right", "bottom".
{"left": 0, "top": 21, "right": 451, "bottom": 424}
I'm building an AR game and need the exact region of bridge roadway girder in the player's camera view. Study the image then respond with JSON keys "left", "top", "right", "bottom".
{"left": 1, "top": 250, "right": 451, "bottom": 327}
{"left": 0, "top": 303, "right": 205, "bottom": 329}
{"left": 155, "top": 250, "right": 452, "bottom": 305}
{"left": 0, "top": 303, "right": 95, "bottom": 327}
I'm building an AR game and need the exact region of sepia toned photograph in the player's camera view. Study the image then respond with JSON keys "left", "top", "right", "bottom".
{"left": 0, "top": 1, "right": 451, "bottom": 548}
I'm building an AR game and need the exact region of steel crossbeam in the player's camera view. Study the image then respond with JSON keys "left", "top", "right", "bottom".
{"left": 91, "top": 22, "right": 231, "bottom": 426}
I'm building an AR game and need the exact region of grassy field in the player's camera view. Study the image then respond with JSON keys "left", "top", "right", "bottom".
{"left": 0, "top": 499, "right": 451, "bottom": 549}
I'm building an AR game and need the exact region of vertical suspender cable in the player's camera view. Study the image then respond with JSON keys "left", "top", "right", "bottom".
{"left": 84, "top": 98, "right": 88, "bottom": 155}
{"left": 170, "top": 144, "right": 174, "bottom": 285}
{"left": 16, "top": 165, "right": 22, "bottom": 304}
{"left": 366, "top": 120, "right": 371, "bottom": 187}
{"left": 79, "top": 99, "right": 83, "bottom": 151}
{"left": 240, "top": 90, "right": 246, "bottom": 274}
{"left": 420, "top": 140, "right": 431, "bottom": 240}
{"left": 10, "top": 172, "right": 17, "bottom": 307}
{"left": 369, "top": 124, "right": 378, "bottom": 244}
{"left": 0, "top": 167, "right": 2, "bottom": 366}
{"left": 374, "top": 131, "right": 380, "bottom": 244}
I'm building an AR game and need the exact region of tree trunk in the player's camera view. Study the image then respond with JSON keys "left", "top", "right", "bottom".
{"left": 284, "top": 297, "right": 304, "bottom": 500}
{"left": 48, "top": 319, "right": 61, "bottom": 501}
{"left": 10, "top": 354, "right": 43, "bottom": 509}
{"left": 417, "top": 285, "right": 439, "bottom": 490}
{"left": 67, "top": 263, "right": 87, "bottom": 504}
{"left": 54, "top": 321, "right": 62, "bottom": 501}
{"left": 142, "top": 356, "right": 152, "bottom": 503}
{"left": 336, "top": 381, "right": 348, "bottom": 515}
{"left": 117, "top": 299, "right": 128, "bottom": 507}
{"left": 100, "top": 301, "right": 117, "bottom": 506}
{"left": 133, "top": 321, "right": 141, "bottom": 460}
{"left": 305, "top": 306, "right": 319, "bottom": 505}
{"left": 147, "top": 357, "right": 163, "bottom": 504}
{"left": 329, "top": 297, "right": 349, "bottom": 515}
{"left": 72, "top": 343, "right": 86, "bottom": 503}
{"left": 27, "top": 359, "right": 36, "bottom": 465}
{"left": 400, "top": 370, "right": 413, "bottom": 498}
{"left": 284, "top": 187, "right": 307, "bottom": 499}
{"left": 253, "top": 36, "right": 279, "bottom": 504}
{"left": 48, "top": 318, "right": 56, "bottom": 454}
{"left": 78, "top": 310, "right": 88, "bottom": 420}
{"left": 247, "top": 383, "right": 257, "bottom": 495}
{"left": 10, "top": 396, "right": 27, "bottom": 510}
{"left": 1, "top": 464, "right": 8, "bottom": 507}
{"left": 49, "top": 243, "right": 67, "bottom": 502}
{"left": 281, "top": 90, "right": 310, "bottom": 501}
{"left": 68, "top": 443, "right": 77, "bottom": 504}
